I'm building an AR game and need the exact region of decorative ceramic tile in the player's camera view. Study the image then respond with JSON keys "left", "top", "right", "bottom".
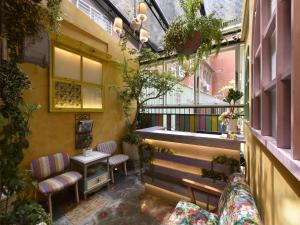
{"left": 54, "top": 81, "right": 81, "bottom": 108}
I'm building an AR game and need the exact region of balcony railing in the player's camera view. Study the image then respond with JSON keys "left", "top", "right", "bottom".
{"left": 74, "top": 0, "right": 113, "bottom": 34}
{"left": 138, "top": 105, "right": 244, "bottom": 134}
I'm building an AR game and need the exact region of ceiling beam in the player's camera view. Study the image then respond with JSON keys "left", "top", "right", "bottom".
{"left": 144, "top": 0, "right": 169, "bottom": 31}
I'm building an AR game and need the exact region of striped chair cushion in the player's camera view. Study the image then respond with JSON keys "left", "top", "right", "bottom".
{"left": 31, "top": 153, "right": 70, "bottom": 180}
{"left": 108, "top": 154, "right": 129, "bottom": 166}
{"left": 96, "top": 141, "right": 117, "bottom": 155}
{"left": 38, "top": 171, "right": 82, "bottom": 194}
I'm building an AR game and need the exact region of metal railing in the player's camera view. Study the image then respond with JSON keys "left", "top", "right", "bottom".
{"left": 138, "top": 104, "right": 244, "bottom": 134}
{"left": 75, "top": 0, "right": 113, "bottom": 34}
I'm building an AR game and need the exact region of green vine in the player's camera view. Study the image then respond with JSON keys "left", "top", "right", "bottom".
{"left": 0, "top": 61, "right": 45, "bottom": 224}
{"left": 1, "top": 0, "right": 62, "bottom": 61}
{"left": 163, "top": 0, "right": 224, "bottom": 72}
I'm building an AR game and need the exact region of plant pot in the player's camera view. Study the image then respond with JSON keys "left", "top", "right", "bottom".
{"left": 122, "top": 141, "right": 139, "bottom": 161}
{"left": 176, "top": 31, "right": 202, "bottom": 55}
{"left": 227, "top": 119, "right": 238, "bottom": 133}
{"left": 122, "top": 141, "right": 140, "bottom": 171}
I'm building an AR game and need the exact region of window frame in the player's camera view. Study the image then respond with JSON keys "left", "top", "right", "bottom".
{"left": 50, "top": 43, "right": 104, "bottom": 112}
{"left": 250, "top": 0, "right": 300, "bottom": 180}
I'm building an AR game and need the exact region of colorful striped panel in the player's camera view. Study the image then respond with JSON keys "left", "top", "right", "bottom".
{"left": 38, "top": 171, "right": 82, "bottom": 194}
{"left": 195, "top": 115, "right": 200, "bottom": 132}
{"left": 205, "top": 116, "right": 212, "bottom": 132}
{"left": 179, "top": 115, "right": 185, "bottom": 131}
{"left": 31, "top": 153, "right": 69, "bottom": 180}
{"left": 167, "top": 114, "right": 171, "bottom": 130}
{"left": 189, "top": 115, "right": 195, "bottom": 132}
{"left": 200, "top": 115, "right": 206, "bottom": 131}
{"left": 151, "top": 114, "right": 156, "bottom": 126}
{"left": 211, "top": 115, "right": 218, "bottom": 132}
{"left": 159, "top": 114, "right": 163, "bottom": 126}
{"left": 175, "top": 115, "right": 180, "bottom": 130}
{"left": 184, "top": 115, "right": 190, "bottom": 131}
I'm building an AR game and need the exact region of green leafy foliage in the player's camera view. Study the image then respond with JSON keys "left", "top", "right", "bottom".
{"left": 0, "top": 61, "right": 42, "bottom": 224}
{"left": 123, "top": 133, "right": 143, "bottom": 145}
{"left": 9, "top": 199, "right": 53, "bottom": 225}
{"left": 202, "top": 169, "right": 228, "bottom": 182}
{"left": 202, "top": 154, "right": 240, "bottom": 182}
{"left": 1, "top": 0, "right": 62, "bottom": 61}
{"left": 223, "top": 88, "right": 243, "bottom": 106}
{"left": 117, "top": 39, "right": 178, "bottom": 133}
{"left": 138, "top": 142, "right": 174, "bottom": 166}
{"left": 212, "top": 155, "right": 240, "bottom": 173}
{"left": 164, "top": 0, "right": 224, "bottom": 71}
{"left": 222, "top": 88, "right": 243, "bottom": 118}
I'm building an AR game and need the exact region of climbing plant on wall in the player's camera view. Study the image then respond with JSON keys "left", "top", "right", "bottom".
{"left": 0, "top": 0, "right": 62, "bottom": 61}
{"left": 0, "top": 61, "right": 51, "bottom": 224}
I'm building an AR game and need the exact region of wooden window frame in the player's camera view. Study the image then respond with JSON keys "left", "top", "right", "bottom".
{"left": 50, "top": 43, "right": 104, "bottom": 113}
{"left": 250, "top": 0, "right": 300, "bottom": 180}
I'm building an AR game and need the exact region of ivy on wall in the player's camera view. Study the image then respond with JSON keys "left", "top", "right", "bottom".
{"left": 0, "top": 0, "right": 62, "bottom": 61}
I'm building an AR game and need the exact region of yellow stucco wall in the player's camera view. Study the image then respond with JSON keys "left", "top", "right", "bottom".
{"left": 21, "top": 0, "right": 135, "bottom": 168}
{"left": 242, "top": 1, "right": 300, "bottom": 225}
{"left": 244, "top": 125, "right": 300, "bottom": 225}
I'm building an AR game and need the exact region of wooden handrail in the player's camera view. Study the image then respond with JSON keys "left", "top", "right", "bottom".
{"left": 182, "top": 179, "right": 222, "bottom": 197}
{"left": 182, "top": 178, "right": 222, "bottom": 210}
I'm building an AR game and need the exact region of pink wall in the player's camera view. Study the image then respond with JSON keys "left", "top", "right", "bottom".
{"left": 209, "top": 50, "right": 236, "bottom": 98}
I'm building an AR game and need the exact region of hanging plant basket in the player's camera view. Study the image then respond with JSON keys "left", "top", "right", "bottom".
{"left": 176, "top": 31, "right": 202, "bottom": 55}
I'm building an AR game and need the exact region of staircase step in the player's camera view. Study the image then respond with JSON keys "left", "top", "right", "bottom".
{"left": 143, "top": 171, "right": 220, "bottom": 207}
{"left": 153, "top": 158, "right": 203, "bottom": 176}
{"left": 147, "top": 160, "right": 225, "bottom": 190}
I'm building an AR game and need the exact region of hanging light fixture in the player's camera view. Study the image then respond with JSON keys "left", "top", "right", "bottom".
{"left": 137, "top": 2, "right": 147, "bottom": 23}
{"left": 113, "top": 1, "right": 149, "bottom": 43}
{"left": 139, "top": 28, "right": 150, "bottom": 43}
{"left": 113, "top": 17, "right": 123, "bottom": 35}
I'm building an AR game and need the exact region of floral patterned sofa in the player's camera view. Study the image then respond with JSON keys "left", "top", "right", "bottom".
{"left": 165, "top": 173, "right": 262, "bottom": 225}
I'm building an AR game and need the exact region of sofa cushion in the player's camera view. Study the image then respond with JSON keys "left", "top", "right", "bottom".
{"left": 166, "top": 200, "right": 219, "bottom": 225}
{"left": 218, "top": 173, "right": 247, "bottom": 215}
{"left": 38, "top": 171, "right": 82, "bottom": 194}
{"left": 109, "top": 154, "right": 129, "bottom": 166}
{"left": 219, "top": 183, "right": 261, "bottom": 225}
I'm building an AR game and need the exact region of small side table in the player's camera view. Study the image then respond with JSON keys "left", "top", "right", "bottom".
{"left": 71, "top": 151, "right": 110, "bottom": 199}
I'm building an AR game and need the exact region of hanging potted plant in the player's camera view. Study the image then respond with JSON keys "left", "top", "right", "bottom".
{"left": 219, "top": 88, "right": 243, "bottom": 133}
{"left": 163, "top": 0, "right": 224, "bottom": 71}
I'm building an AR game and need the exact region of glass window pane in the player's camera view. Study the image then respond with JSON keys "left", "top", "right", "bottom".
{"left": 54, "top": 81, "right": 81, "bottom": 108}
{"left": 82, "top": 57, "right": 102, "bottom": 84}
{"left": 271, "top": 0, "right": 276, "bottom": 15}
{"left": 270, "top": 32, "right": 276, "bottom": 80}
{"left": 82, "top": 86, "right": 102, "bottom": 109}
{"left": 54, "top": 47, "right": 81, "bottom": 80}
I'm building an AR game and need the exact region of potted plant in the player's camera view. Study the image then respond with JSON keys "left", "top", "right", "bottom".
{"left": 117, "top": 39, "right": 177, "bottom": 167}
{"left": 219, "top": 88, "right": 243, "bottom": 133}
{"left": 163, "top": 0, "right": 224, "bottom": 71}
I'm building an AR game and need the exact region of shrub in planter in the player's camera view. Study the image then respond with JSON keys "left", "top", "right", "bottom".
{"left": 122, "top": 133, "right": 143, "bottom": 161}
{"left": 219, "top": 88, "right": 243, "bottom": 133}
{"left": 164, "top": 0, "right": 224, "bottom": 71}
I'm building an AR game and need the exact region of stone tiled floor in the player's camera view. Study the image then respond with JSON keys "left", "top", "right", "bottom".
{"left": 53, "top": 172, "right": 174, "bottom": 225}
